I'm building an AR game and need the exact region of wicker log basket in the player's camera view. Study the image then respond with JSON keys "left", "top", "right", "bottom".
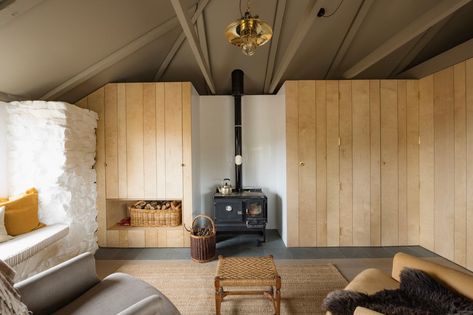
{"left": 130, "top": 200, "right": 182, "bottom": 227}
{"left": 186, "top": 215, "right": 216, "bottom": 263}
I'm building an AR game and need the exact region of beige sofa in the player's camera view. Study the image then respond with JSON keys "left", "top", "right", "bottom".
{"left": 334, "top": 252, "right": 473, "bottom": 315}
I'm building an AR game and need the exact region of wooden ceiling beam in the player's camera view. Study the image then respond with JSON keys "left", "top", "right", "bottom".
{"left": 170, "top": 0, "right": 216, "bottom": 94}
{"left": 0, "top": 91, "right": 27, "bottom": 102}
{"left": 40, "top": 17, "right": 179, "bottom": 101}
{"left": 263, "top": 0, "right": 287, "bottom": 93}
{"left": 324, "top": 0, "right": 374, "bottom": 79}
{"left": 399, "top": 37, "right": 473, "bottom": 78}
{"left": 389, "top": 16, "right": 451, "bottom": 76}
{"left": 154, "top": 0, "right": 210, "bottom": 82}
{"left": 343, "top": 0, "right": 472, "bottom": 79}
{"left": 268, "top": 0, "right": 322, "bottom": 94}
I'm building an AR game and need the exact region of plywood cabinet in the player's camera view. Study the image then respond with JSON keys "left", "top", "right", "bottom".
{"left": 285, "top": 80, "right": 420, "bottom": 248}
{"left": 103, "top": 83, "right": 185, "bottom": 200}
{"left": 77, "top": 82, "right": 194, "bottom": 248}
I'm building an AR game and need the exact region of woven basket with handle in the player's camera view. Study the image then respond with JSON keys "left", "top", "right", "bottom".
{"left": 187, "top": 215, "right": 216, "bottom": 263}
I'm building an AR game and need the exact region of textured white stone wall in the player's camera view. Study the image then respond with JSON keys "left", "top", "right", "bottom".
{"left": 0, "top": 102, "right": 8, "bottom": 196}
{"left": 6, "top": 101, "right": 98, "bottom": 278}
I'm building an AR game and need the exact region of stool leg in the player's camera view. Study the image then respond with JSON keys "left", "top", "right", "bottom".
{"left": 275, "top": 276, "right": 281, "bottom": 315}
{"left": 215, "top": 277, "right": 222, "bottom": 315}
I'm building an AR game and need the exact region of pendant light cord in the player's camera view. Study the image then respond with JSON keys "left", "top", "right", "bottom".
{"left": 321, "top": 0, "right": 344, "bottom": 17}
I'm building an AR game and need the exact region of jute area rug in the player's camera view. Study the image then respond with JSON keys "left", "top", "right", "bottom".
{"left": 110, "top": 260, "right": 348, "bottom": 315}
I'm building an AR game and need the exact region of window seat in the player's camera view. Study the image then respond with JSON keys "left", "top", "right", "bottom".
{"left": 0, "top": 224, "right": 69, "bottom": 266}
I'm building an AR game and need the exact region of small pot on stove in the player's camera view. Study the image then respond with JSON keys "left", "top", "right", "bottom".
{"left": 218, "top": 178, "right": 233, "bottom": 195}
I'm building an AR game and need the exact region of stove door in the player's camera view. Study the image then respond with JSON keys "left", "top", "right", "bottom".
{"left": 214, "top": 200, "right": 243, "bottom": 223}
{"left": 244, "top": 200, "right": 265, "bottom": 219}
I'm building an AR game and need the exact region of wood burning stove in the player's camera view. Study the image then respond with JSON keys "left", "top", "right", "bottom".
{"left": 213, "top": 70, "right": 268, "bottom": 244}
{"left": 214, "top": 189, "right": 267, "bottom": 243}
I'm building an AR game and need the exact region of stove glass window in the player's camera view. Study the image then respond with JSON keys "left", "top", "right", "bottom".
{"left": 247, "top": 202, "right": 262, "bottom": 217}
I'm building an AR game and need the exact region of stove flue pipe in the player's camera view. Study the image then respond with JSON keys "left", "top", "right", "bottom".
{"left": 232, "top": 69, "right": 244, "bottom": 192}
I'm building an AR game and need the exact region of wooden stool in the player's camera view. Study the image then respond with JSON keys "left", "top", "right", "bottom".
{"left": 214, "top": 255, "right": 281, "bottom": 315}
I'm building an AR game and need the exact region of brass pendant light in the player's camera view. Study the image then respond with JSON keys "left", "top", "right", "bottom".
{"left": 225, "top": 0, "right": 272, "bottom": 56}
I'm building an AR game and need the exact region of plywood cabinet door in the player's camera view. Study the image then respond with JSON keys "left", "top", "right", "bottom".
{"left": 102, "top": 83, "right": 187, "bottom": 200}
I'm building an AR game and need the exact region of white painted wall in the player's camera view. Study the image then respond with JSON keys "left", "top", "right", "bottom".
{"left": 197, "top": 96, "right": 234, "bottom": 215}
{"left": 196, "top": 94, "right": 285, "bottom": 231}
{"left": 0, "top": 102, "right": 8, "bottom": 197}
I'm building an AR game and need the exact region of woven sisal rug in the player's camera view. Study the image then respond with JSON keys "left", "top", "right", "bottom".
{"left": 103, "top": 260, "right": 348, "bottom": 315}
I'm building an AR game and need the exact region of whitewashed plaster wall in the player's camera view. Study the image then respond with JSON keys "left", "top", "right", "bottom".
{"left": 0, "top": 102, "right": 8, "bottom": 197}
{"left": 196, "top": 94, "right": 285, "bottom": 232}
{"left": 6, "top": 101, "right": 98, "bottom": 276}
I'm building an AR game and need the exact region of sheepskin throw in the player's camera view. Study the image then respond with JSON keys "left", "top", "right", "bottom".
{"left": 323, "top": 268, "right": 473, "bottom": 315}
{"left": 0, "top": 259, "right": 29, "bottom": 315}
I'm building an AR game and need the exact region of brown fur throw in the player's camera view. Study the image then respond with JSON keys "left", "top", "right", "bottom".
{"left": 323, "top": 268, "right": 473, "bottom": 315}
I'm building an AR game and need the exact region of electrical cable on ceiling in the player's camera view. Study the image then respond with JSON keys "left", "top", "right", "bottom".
{"left": 319, "top": 0, "right": 344, "bottom": 18}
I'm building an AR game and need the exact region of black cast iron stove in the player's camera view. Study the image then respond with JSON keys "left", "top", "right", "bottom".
{"left": 213, "top": 70, "right": 268, "bottom": 244}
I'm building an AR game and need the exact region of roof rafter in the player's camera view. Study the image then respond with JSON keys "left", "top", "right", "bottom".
{"left": 399, "top": 37, "right": 473, "bottom": 78}
{"left": 0, "top": 91, "right": 27, "bottom": 102}
{"left": 268, "top": 0, "right": 322, "bottom": 94}
{"left": 389, "top": 16, "right": 451, "bottom": 76}
{"left": 343, "top": 0, "right": 472, "bottom": 79}
{"left": 263, "top": 0, "right": 287, "bottom": 93}
{"left": 324, "top": 0, "right": 374, "bottom": 79}
{"left": 154, "top": 0, "right": 211, "bottom": 82}
{"left": 40, "top": 17, "right": 179, "bottom": 101}
{"left": 170, "top": 0, "right": 216, "bottom": 94}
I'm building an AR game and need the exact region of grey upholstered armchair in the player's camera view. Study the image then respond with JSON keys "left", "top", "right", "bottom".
{"left": 14, "top": 252, "right": 181, "bottom": 315}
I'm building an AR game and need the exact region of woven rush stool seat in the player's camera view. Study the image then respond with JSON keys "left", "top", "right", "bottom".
{"left": 214, "top": 255, "right": 281, "bottom": 315}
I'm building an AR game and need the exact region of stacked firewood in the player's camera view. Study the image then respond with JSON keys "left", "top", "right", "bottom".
{"left": 185, "top": 225, "right": 213, "bottom": 237}
{"left": 132, "top": 200, "right": 182, "bottom": 211}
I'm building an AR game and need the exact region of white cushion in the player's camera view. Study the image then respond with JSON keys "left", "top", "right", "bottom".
{"left": 0, "top": 223, "right": 68, "bottom": 266}
{"left": 0, "top": 206, "right": 13, "bottom": 243}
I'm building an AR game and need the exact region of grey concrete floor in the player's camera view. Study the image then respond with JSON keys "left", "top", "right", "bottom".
{"left": 95, "top": 230, "right": 470, "bottom": 281}
{"left": 95, "top": 229, "right": 436, "bottom": 261}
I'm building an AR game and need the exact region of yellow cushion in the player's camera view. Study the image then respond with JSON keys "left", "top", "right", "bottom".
{"left": 0, "top": 188, "right": 44, "bottom": 236}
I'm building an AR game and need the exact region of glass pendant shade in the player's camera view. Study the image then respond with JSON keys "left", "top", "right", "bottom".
{"left": 225, "top": 11, "right": 272, "bottom": 56}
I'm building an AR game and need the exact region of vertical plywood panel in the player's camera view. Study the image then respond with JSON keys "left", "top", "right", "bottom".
{"left": 352, "top": 80, "right": 371, "bottom": 245}
{"left": 419, "top": 75, "right": 435, "bottom": 251}
{"left": 433, "top": 68, "right": 455, "bottom": 260}
{"left": 76, "top": 97, "right": 88, "bottom": 109}
{"left": 316, "top": 81, "right": 327, "bottom": 246}
{"left": 298, "top": 81, "right": 317, "bottom": 246}
{"left": 106, "top": 230, "right": 119, "bottom": 247}
{"left": 128, "top": 229, "right": 146, "bottom": 247}
{"left": 380, "top": 80, "right": 398, "bottom": 246}
{"left": 182, "top": 83, "right": 193, "bottom": 247}
{"left": 285, "top": 82, "right": 300, "bottom": 246}
{"left": 454, "top": 63, "right": 467, "bottom": 265}
{"left": 167, "top": 229, "right": 184, "bottom": 247}
{"left": 407, "top": 80, "right": 420, "bottom": 245}
{"left": 126, "top": 84, "right": 144, "bottom": 198}
{"left": 326, "top": 81, "right": 340, "bottom": 246}
{"left": 466, "top": 59, "right": 473, "bottom": 270}
{"left": 145, "top": 229, "right": 158, "bottom": 247}
{"left": 158, "top": 229, "right": 167, "bottom": 247}
{"left": 397, "top": 81, "right": 408, "bottom": 245}
{"left": 118, "top": 230, "right": 128, "bottom": 247}
{"left": 165, "top": 83, "right": 183, "bottom": 199}
{"left": 339, "top": 81, "right": 353, "bottom": 246}
{"left": 88, "top": 87, "right": 106, "bottom": 246}
{"left": 156, "top": 83, "right": 166, "bottom": 199}
{"left": 370, "top": 80, "right": 381, "bottom": 245}
{"left": 105, "top": 84, "right": 118, "bottom": 199}
{"left": 143, "top": 83, "right": 157, "bottom": 199}
{"left": 117, "top": 84, "right": 128, "bottom": 198}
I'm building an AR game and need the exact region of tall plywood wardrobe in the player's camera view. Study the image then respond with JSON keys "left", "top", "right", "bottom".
{"left": 77, "top": 82, "right": 196, "bottom": 248}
